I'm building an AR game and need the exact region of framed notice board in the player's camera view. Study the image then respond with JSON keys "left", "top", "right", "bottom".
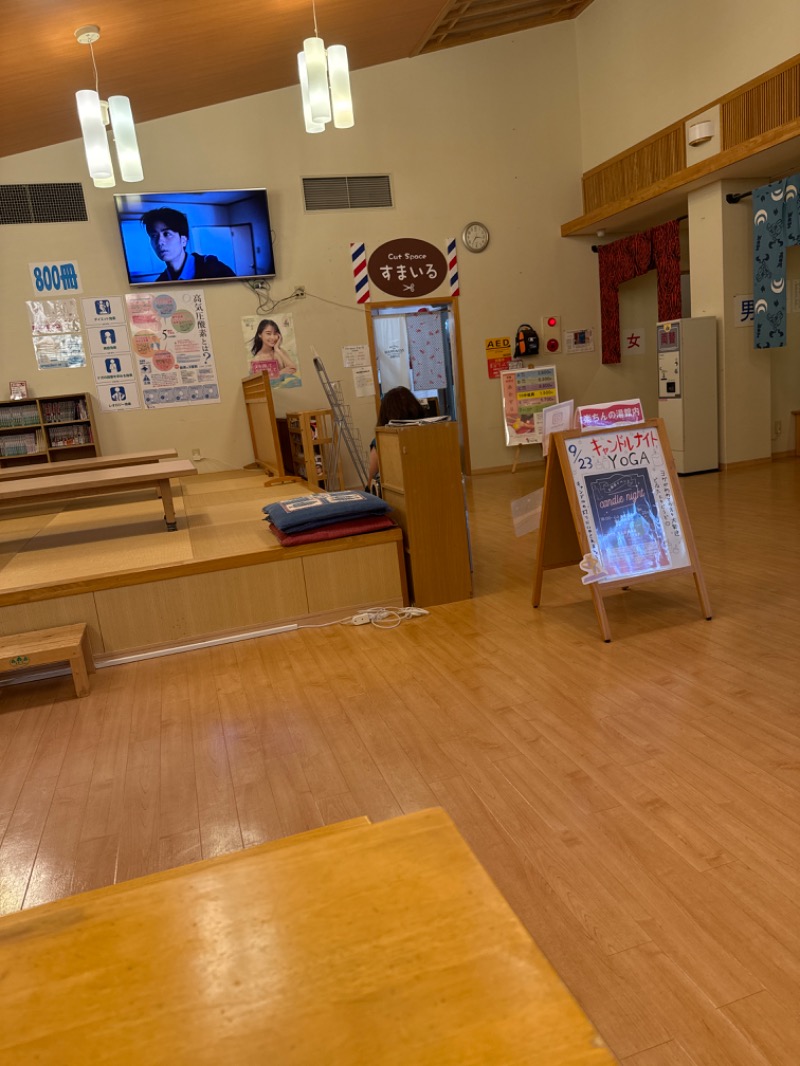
{"left": 501, "top": 366, "right": 558, "bottom": 446}
{"left": 532, "top": 418, "right": 711, "bottom": 641}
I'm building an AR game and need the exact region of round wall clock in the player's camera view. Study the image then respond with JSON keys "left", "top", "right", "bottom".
{"left": 461, "top": 221, "right": 490, "bottom": 253}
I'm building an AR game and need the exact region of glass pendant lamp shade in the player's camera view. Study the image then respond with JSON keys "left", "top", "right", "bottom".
{"left": 303, "top": 36, "right": 331, "bottom": 124}
{"left": 297, "top": 53, "right": 325, "bottom": 133}
{"left": 74, "top": 26, "right": 144, "bottom": 188}
{"left": 108, "top": 96, "right": 144, "bottom": 181}
{"left": 327, "top": 45, "right": 353, "bottom": 128}
{"left": 76, "top": 89, "right": 114, "bottom": 181}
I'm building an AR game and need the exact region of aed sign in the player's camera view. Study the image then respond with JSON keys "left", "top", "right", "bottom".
{"left": 367, "top": 238, "right": 447, "bottom": 298}
{"left": 29, "top": 261, "right": 82, "bottom": 294}
{"left": 485, "top": 336, "right": 512, "bottom": 379}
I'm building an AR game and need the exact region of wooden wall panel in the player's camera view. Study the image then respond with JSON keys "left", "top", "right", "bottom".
{"left": 577, "top": 54, "right": 800, "bottom": 223}
{"left": 582, "top": 127, "right": 685, "bottom": 215}
{"left": 302, "top": 543, "right": 405, "bottom": 614}
{"left": 94, "top": 560, "right": 309, "bottom": 653}
{"left": 722, "top": 60, "right": 800, "bottom": 149}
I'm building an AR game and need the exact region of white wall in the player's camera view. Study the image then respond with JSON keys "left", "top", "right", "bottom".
{"left": 575, "top": 0, "right": 800, "bottom": 170}
{"left": 1, "top": 24, "right": 607, "bottom": 474}
{"left": 2, "top": 13, "right": 798, "bottom": 474}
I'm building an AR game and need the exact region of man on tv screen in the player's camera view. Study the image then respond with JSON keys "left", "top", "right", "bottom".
{"left": 141, "top": 207, "right": 236, "bottom": 282}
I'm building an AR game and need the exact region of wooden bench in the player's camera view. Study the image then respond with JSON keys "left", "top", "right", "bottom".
{"left": 0, "top": 622, "right": 94, "bottom": 697}
{"left": 0, "top": 449, "right": 178, "bottom": 481}
{"left": 0, "top": 459, "right": 197, "bottom": 531}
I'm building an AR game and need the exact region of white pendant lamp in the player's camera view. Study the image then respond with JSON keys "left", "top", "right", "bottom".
{"left": 75, "top": 26, "right": 144, "bottom": 188}
{"left": 298, "top": 3, "right": 355, "bottom": 133}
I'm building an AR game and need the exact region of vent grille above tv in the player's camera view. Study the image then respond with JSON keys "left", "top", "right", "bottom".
{"left": 0, "top": 183, "right": 88, "bottom": 225}
{"left": 302, "top": 175, "right": 393, "bottom": 212}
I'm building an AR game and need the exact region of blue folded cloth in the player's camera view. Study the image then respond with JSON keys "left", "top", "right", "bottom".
{"left": 263, "top": 490, "right": 391, "bottom": 533}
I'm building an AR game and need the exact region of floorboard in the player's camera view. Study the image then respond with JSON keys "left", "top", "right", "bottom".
{"left": 1, "top": 459, "right": 799, "bottom": 1062}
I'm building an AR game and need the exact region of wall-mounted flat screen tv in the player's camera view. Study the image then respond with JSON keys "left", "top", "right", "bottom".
{"left": 113, "top": 189, "right": 275, "bottom": 286}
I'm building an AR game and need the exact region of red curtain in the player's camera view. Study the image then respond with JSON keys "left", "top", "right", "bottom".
{"left": 597, "top": 219, "right": 682, "bottom": 364}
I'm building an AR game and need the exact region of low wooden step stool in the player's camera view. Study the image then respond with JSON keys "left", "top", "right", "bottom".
{"left": 0, "top": 623, "right": 95, "bottom": 697}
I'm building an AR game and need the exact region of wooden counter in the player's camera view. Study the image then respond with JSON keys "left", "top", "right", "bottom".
{"left": 0, "top": 808, "right": 615, "bottom": 1065}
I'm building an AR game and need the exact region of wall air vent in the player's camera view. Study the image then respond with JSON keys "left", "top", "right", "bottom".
{"left": 302, "top": 175, "right": 393, "bottom": 212}
{"left": 0, "top": 183, "right": 88, "bottom": 225}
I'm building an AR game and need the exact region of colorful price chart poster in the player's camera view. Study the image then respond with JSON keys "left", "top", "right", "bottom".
{"left": 500, "top": 366, "right": 558, "bottom": 445}
{"left": 126, "top": 289, "right": 220, "bottom": 408}
{"left": 563, "top": 423, "right": 690, "bottom": 582}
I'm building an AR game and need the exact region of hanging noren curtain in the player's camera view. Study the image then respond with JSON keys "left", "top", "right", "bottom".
{"left": 753, "top": 173, "right": 800, "bottom": 349}
{"left": 597, "top": 219, "right": 682, "bottom": 364}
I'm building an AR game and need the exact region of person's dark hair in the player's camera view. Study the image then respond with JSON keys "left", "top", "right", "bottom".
{"left": 251, "top": 318, "right": 281, "bottom": 357}
{"left": 141, "top": 207, "right": 190, "bottom": 239}
{"left": 377, "top": 386, "right": 425, "bottom": 426}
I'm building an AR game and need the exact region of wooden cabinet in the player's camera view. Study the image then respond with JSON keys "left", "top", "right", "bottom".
{"left": 286, "top": 410, "right": 339, "bottom": 490}
{"left": 0, "top": 392, "right": 99, "bottom": 470}
{"left": 376, "top": 421, "right": 471, "bottom": 607}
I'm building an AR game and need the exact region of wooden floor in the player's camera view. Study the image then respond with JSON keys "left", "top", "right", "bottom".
{"left": 1, "top": 459, "right": 799, "bottom": 1064}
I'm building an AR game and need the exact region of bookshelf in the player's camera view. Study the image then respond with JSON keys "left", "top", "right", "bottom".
{"left": 286, "top": 409, "right": 339, "bottom": 490}
{"left": 0, "top": 393, "right": 100, "bottom": 470}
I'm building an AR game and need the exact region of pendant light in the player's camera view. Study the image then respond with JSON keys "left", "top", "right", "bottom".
{"left": 297, "top": 2, "right": 354, "bottom": 133}
{"left": 75, "top": 26, "right": 144, "bottom": 188}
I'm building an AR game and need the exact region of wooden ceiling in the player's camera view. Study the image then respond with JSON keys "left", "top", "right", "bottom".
{"left": 0, "top": 0, "right": 595, "bottom": 158}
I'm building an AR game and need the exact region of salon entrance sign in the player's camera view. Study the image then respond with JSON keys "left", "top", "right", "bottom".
{"left": 367, "top": 239, "right": 447, "bottom": 298}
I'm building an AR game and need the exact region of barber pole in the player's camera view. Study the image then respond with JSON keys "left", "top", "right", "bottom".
{"left": 447, "top": 238, "right": 459, "bottom": 297}
{"left": 350, "top": 242, "right": 370, "bottom": 304}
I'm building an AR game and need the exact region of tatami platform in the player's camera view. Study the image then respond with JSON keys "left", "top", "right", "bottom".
{"left": 0, "top": 470, "right": 406, "bottom": 660}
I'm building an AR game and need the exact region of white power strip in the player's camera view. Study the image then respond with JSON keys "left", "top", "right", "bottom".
{"left": 351, "top": 607, "right": 429, "bottom": 627}
{"left": 296, "top": 606, "right": 430, "bottom": 631}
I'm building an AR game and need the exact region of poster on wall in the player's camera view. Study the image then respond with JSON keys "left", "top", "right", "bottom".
{"left": 241, "top": 312, "right": 301, "bottom": 387}
{"left": 84, "top": 294, "right": 141, "bottom": 412}
{"left": 126, "top": 289, "right": 220, "bottom": 408}
{"left": 96, "top": 382, "right": 142, "bottom": 412}
{"left": 485, "top": 336, "right": 512, "bottom": 379}
{"left": 82, "top": 296, "right": 127, "bottom": 328}
{"left": 26, "top": 299, "right": 86, "bottom": 369}
{"left": 500, "top": 366, "right": 558, "bottom": 446}
{"left": 562, "top": 422, "right": 690, "bottom": 582}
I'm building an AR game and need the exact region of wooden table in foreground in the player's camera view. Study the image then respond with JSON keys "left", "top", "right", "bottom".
{"left": 0, "top": 458, "right": 196, "bottom": 531}
{"left": 0, "top": 808, "right": 616, "bottom": 1065}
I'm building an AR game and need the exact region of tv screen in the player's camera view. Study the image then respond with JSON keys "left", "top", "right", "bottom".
{"left": 113, "top": 189, "right": 275, "bottom": 286}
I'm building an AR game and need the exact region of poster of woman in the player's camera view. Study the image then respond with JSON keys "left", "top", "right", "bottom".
{"left": 242, "top": 312, "right": 301, "bottom": 388}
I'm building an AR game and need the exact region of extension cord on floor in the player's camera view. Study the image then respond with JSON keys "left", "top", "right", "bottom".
{"left": 351, "top": 607, "right": 429, "bottom": 625}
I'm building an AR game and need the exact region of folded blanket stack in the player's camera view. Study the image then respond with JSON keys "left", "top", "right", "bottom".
{"left": 263, "top": 491, "right": 394, "bottom": 546}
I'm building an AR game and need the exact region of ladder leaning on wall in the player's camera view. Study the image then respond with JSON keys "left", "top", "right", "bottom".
{"left": 313, "top": 354, "right": 369, "bottom": 489}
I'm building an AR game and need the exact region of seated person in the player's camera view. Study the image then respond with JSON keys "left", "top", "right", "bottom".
{"left": 367, "top": 386, "right": 426, "bottom": 485}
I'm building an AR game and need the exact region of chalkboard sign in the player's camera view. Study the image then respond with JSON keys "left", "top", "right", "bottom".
{"left": 533, "top": 417, "right": 711, "bottom": 641}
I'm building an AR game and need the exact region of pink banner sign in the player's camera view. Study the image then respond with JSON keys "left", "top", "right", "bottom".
{"left": 576, "top": 398, "right": 645, "bottom": 431}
